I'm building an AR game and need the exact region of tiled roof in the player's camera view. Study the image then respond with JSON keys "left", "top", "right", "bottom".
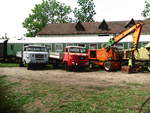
{"left": 37, "top": 19, "right": 150, "bottom": 36}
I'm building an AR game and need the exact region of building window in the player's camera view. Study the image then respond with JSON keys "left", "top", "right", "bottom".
{"left": 45, "top": 44, "right": 52, "bottom": 52}
{"left": 114, "top": 43, "right": 124, "bottom": 51}
{"left": 99, "top": 19, "right": 110, "bottom": 31}
{"left": 65, "top": 48, "right": 68, "bottom": 52}
{"left": 55, "top": 44, "right": 63, "bottom": 52}
{"left": 129, "top": 43, "right": 133, "bottom": 49}
{"left": 78, "top": 44, "right": 85, "bottom": 47}
{"left": 11, "top": 45, "right": 14, "bottom": 50}
{"left": 66, "top": 43, "right": 74, "bottom": 47}
{"left": 75, "top": 21, "right": 85, "bottom": 31}
{"left": 142, "top": 42, "right": 148, "bottom": 47}
{"left": 89, "top": 44, "right": 97, "bottom": 49}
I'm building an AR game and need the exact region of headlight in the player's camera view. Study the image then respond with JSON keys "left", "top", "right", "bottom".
{"left": 72, "top": 61, "right": 75, "bottom": 65}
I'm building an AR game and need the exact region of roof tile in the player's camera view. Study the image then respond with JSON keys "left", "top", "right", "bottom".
{"left": 37, "top": 20, "right": 150, "bottom": 36}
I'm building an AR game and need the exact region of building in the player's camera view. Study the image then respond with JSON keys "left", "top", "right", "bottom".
{"left": 36, "top": 19, "right": 150, "bottom": 52}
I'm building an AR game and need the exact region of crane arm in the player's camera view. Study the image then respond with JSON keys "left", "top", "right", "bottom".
{"left": 105, "top": 23, "right": 143, "bottom": 50}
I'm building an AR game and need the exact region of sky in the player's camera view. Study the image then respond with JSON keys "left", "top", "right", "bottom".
{"left": 0, "top": 0, "right": 145, "bottom": 38}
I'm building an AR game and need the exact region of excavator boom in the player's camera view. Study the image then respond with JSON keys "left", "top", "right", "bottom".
{"left": 105, "top": 23, "right": 143, "bottom": 50}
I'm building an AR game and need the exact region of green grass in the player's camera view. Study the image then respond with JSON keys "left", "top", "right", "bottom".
{"left": 0, "top": 75, "right": 24, "bottom": 113}
{"left": 0, "top": 63, "right": 19, "bottom": 67}
{"left": 0, "top": 75, "right": 150, "bottom": 113}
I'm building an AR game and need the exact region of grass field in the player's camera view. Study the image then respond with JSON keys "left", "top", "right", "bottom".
{"left": 0, "top": 63, "right": 19, "bottom": 67}
{"left": 0, "top": 74, "right": 150, "bottom": 113}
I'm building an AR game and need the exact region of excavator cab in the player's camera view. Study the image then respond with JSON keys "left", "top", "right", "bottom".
{"left": 88, "top": 47, "right": 121, "bottom": 71}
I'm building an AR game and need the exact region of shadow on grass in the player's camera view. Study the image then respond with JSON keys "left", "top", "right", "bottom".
{"left": 0, "top": 75, "right": 24, "bottom": 113}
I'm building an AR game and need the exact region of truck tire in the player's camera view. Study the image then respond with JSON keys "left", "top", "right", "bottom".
{"left": 19, "top": 63, "right": 24, "bottom": 67}
{"left": 53, "top": 64, "right": 58, "bottom": 69}
{"left": 65, "top": 63, "right": 69, "bottom": 71}
{"left": 72, "top": 66, "right": 78, "bottom": 72}
{"left": 64, "top": 63, "right": 72, "bottom": 71}
{"left": 104, "top": 61, "right": 112, "bottom": 72}
{"left": 19, "top": 59, "right": 24, "bottom": 67}
{"left": 27, "top": 64, "right": 32, "bottom": 70}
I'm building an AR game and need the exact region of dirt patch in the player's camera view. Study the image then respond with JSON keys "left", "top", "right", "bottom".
{"left": 0, "top": 67, "right": 150, "bottom": 87}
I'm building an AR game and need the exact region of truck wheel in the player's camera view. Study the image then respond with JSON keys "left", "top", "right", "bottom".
{"left": 104, "top": 61, "right": 112, "bottom": 72}
{"left": 27, "top": 66, "right": 30, "bottom": 70}
{"left": 68, "top": 66, "right": 73, "bottom": 72}
{"left": 19, "top": 59, "right": 24, "bottom": 67}
{"left": 27, "top": 64, "right": 32, "bottom": 70}
{"left": 64, "top": 62, "right": 68, "bottom": 71}
{"left": 19, "top": 63, "right": 24, "bottom": 67}
{"left": 53, "top": 63, "right": 58, "bottom": 69}
{"left": 64, "top": 63, "right": 72, "bottom": 71}
{"left": 72, "top": 66, "right": 78, "bottom": 72}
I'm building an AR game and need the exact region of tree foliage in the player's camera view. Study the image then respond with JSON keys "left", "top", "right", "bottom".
{"left": 23, "top": 0, "right": 72, "bottom": 37}
{"left": 74, "top": 0, "right": 96, "bottom": 22}
{"left": 142, "top": 0, "right": 150, "bottom": 18}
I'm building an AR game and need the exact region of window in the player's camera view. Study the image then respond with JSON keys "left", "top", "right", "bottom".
{"left": 55, "top": 44, "right": 63, "bottom": 52}
{"left": 78, "top": 44, "right": 85, "bottom": 47}
{"left": 24, "top": 48, "right": 26, "bottom": 51}
{"left": 75, "top": 21, "right": 85, "bottom": 31}
{"left": 89, "top": 44, "right": 97, "bottom": 49}
{"left": 66, "top": 43, "right": 74, "bottom": 46}
{"left": 45, "top": 44, "right": 52, "bottom": 52}
{"left": 114, "top": 43, "right": 124, "bottom": 51}
{"left": 26, "top": 47, "right": 47, "bottom": 52}
{"left": 128, "top": 42, "right": 133, "bottom": 49}
{"left": 90, "top": 50, "right": 96, "bottom": 58}
{"left": 65, "top": 48, "right": 68, "bottom": 52}
{"left": 99, "top": 19, "right": 110, "bottom": 31}
{"left": 11, "top": 45, "right": 14, "bottom": 50}
{"left": 69, "top": 47, "right": 87, "bottom": 53}
{"left": 142, "top": 42, "right": 148, "bottom": 47}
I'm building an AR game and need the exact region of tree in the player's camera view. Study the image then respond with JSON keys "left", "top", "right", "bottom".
{"left": 73, "top": 0, "right": 96, "bottom": 22}
{"left": 142, "top": 0, "right": 150, "bottom": 18}
{"left": 23, "top": 0, "right": 72, "bottom": 37}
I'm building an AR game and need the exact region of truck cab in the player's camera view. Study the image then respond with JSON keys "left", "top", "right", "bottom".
{"left": 21, "top": 45, "right": 49, "bottom": 69}
{"left": 63, "top": 46, "right": 89, "bottom": 71}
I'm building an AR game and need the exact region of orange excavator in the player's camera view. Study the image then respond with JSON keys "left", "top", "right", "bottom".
{"left": 88, "top": 23, "right": 143, "bottom": 71}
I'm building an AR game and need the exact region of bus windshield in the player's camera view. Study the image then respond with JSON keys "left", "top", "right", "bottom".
{"left": 69, "top": 47, "right": 87, "bottom": 53}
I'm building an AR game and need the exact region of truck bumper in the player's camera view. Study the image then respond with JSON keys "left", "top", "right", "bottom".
{"left": 28, "top": 60, "right": 48, "bottom": 64}
{"left": 72, "top": 61, "right": 89, "bottom": 67}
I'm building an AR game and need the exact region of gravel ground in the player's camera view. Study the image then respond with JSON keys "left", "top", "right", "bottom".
{"left": 0, "top": 67, "right": 150, "bottom": 87}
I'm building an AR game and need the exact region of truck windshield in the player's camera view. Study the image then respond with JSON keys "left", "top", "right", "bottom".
{"left": 26, "top": 47, "right": 47, "bottom": 52}
{"left": 69, "top": 47, "right": 87, "bottom": 53}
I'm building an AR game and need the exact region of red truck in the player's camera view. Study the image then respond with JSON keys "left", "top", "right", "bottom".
{"left": 49, "top": 46, "right": 89, "bottom": 71}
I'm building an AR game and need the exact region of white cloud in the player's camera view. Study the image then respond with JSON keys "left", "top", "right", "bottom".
{"left": 94, "top": 0, "right": 145, "bottom": 21}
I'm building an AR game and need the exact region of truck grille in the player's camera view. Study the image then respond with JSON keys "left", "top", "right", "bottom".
{"left": 35, "top": 54, "right": 44, "bottom": 59}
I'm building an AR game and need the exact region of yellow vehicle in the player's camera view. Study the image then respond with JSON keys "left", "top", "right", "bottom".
{"left": 134, "top": 42, "right": 150, "bottom": 71}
